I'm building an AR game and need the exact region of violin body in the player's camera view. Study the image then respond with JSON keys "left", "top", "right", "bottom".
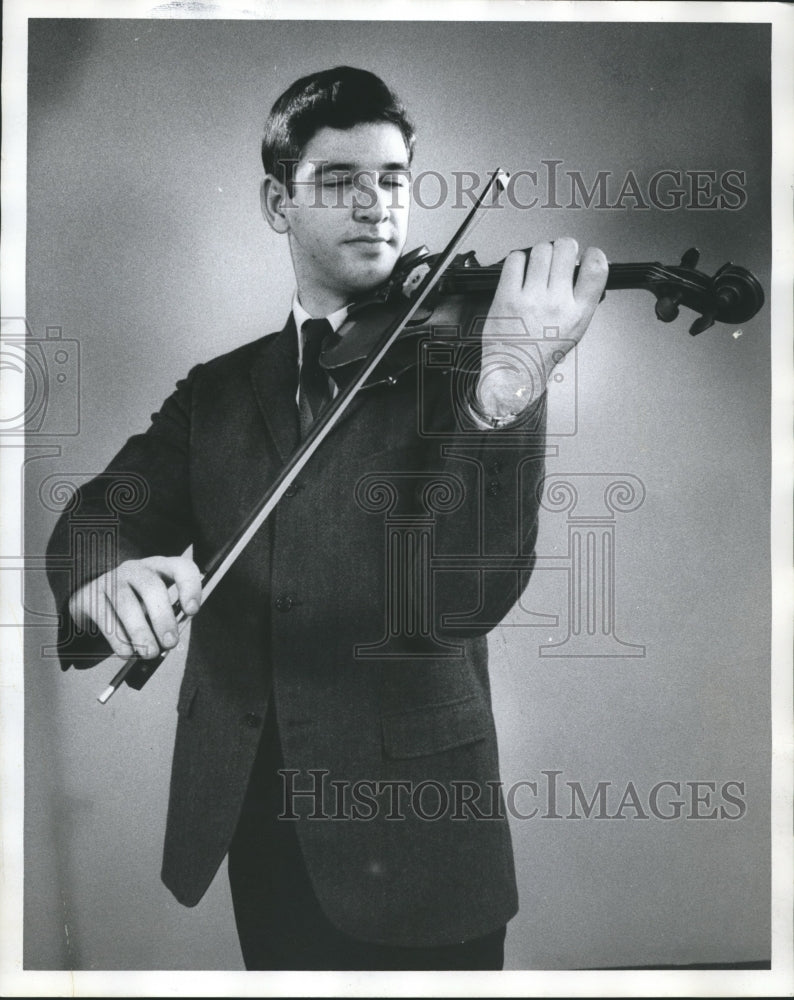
{"left": 322, "top": 287, "right": 494, "bottom": 390}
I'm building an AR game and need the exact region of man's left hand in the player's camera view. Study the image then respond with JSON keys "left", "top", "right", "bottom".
{"left": 475, "top": 238, "right": 608, "bottom": 420}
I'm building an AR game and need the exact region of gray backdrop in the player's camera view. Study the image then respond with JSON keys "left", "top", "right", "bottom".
{"left": 24, "top": 19, "right": 771, "bottom": 970}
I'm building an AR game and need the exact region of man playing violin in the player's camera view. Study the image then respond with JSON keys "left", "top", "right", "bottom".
{"left": 47, "top": 66, "right": 607, "bottom": 970}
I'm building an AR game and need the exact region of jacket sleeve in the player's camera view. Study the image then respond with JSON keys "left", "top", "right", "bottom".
{"left": 417, "top": 359, "right": 548, "bottom": 639}
{"left": 45, "top": 367, "right": 200, "bottom": 669}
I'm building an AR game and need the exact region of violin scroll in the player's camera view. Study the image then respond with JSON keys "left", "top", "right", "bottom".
{"left": 696, "top": 260, "right": 766, "bottom": 334}
{"left": 648, "top": 247, "right": 765, "bottom": 336}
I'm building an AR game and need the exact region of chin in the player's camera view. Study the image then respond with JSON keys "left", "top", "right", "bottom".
{"left": 346, "top": 257, "right": 398, "bottom": 293}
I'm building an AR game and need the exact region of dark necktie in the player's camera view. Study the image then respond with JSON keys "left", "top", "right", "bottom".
{"left": 299, "top": 318, "right": 338, "bottom": 436}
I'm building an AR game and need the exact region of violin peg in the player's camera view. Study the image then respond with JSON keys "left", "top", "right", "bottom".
{"left": 655, "top": 295, "right": 680, "bottom": 323}
{"left": 689, "top": 312, "right": 715, "bottom": 336}
{"left": 680, "top": 247, "right": 700, "bottom": 270}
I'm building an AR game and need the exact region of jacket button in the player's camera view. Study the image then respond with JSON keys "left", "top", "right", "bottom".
{"left": 243, "top": 712, "right": 262, "bottom": 728}
{"left": 486, "top": 480, "right": 502, "bottom": 496}
{"left": 275, "top": 594, "right": 294, "bottom": 612}
{"left": 488, "top": 460, "right": 503, "bottom": 474}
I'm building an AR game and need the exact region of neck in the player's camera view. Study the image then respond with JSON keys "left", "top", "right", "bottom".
{"left": 295, "top": 287, "right": 348, "bottom": 317}
{"left": 291, "top": 249, "right": 349, "bottom": 317}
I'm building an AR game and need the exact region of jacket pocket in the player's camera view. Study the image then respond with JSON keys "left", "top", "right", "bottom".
{"left": 381, "top": 695, "right": 491, "bottom": 759}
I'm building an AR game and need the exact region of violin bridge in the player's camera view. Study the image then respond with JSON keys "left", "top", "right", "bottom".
{"left": 401, "top": 262, "right": 432, "bottom": 298}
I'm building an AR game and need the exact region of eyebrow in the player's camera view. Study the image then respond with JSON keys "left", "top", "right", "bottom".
{"left": 313, "top": 160, "right": 411, "bottom": 175}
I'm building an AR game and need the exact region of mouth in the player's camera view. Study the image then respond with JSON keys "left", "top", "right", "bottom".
{"left": 345, "top": 235, "right": 393, "bottom": 246}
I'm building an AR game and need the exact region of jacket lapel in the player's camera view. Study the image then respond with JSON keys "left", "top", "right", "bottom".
{"left": 249, "top": 315, "right": 301, "bottom": 463}
{"left": 249, "top": 312, "right": 392, "bottom": 464}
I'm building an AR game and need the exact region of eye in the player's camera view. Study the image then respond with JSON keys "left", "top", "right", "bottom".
{"left": 382, "top": 172, "right": 410, "bottom": 189}
{"left": 321, "top": 174, "right": 351, "bottom": 188}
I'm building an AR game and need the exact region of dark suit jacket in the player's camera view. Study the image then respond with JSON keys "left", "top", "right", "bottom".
{"left": 46, "top": 315, "right": 548, "bottom": 948}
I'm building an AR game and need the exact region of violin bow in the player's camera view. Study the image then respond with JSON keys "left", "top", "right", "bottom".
{"left": 96, "top": 169, "right": 510, "bottom": 703}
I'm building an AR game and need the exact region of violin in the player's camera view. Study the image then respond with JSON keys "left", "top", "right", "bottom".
{"left": 320, "top": 244, "right": 765, "bottom": 389}
{"left": 96, "top": 171, "right": 765, "bottom": 702}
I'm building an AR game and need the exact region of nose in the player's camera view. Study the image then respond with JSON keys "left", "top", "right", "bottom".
{"left": 352, "top": 171, "right": 390, "bottom": 224}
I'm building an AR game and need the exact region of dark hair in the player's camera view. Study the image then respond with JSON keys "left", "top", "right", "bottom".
{"left": 261, "top": 66, "right": 416, "bottom": 191}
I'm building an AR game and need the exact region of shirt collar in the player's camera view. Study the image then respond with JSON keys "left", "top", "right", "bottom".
{"left": 291, "top": 294, "right": 350, "bottom": 402}
{"left": 292, "top": 293, "right": 349, "bottom": 338}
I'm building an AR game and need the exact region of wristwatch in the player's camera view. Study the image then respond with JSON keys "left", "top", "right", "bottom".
{"left": 468, "top": 395, "right": 529, "bottom": 429}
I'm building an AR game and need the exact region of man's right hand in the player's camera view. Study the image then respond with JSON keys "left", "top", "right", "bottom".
{"left": 68, "top": 555, "right": 202, "bottom": 660}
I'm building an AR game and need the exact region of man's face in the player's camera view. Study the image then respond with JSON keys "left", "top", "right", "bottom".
{"left": 277, "top": 122, "right": 411, "bottom": 312}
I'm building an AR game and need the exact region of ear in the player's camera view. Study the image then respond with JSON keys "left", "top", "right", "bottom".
{"left": 260, "top": 174, "right": 290, "bottom": 234}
